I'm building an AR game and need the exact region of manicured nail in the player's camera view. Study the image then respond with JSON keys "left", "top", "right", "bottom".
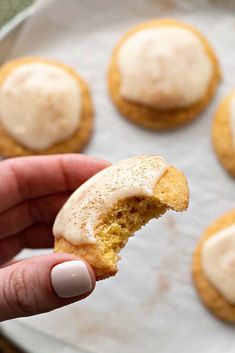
{"left": 51, "top": 260, "right": 93, "bottom": 298}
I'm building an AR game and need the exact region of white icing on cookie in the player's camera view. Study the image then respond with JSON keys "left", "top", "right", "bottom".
{"left": 117, "top": 26, "right": 213, "bottom": 109}
{"left": 0, "top": 63, "right": 81, "bottom": 150}
{"left": 53, "top": 155, "right": 168, "bottom": 245}
{"left": 202, "top": 224, "right": 235, "bottom": 304}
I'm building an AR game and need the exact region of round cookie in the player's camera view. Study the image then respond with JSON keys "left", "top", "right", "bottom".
{"left": 212, "top": 92, "right": 235, "bottom": 177}
{"left": 0, "top": 57, "right": 93, "bottom": 157}
{"left": 192, "top": 210, "right": 235, "bottom": 322}
{"left": 53, "top": 155, "right": 189, "bottom": 280}
{"left": 108, "top": 19, "right": 221, "bottom": 130}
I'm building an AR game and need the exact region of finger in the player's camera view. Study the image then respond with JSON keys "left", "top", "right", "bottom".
{"left": 0, "top": 253, "right": 96, "bottom": 321}
{"left": 0, "top": 154, "right": 110, "bottom": 212}
{"left": 0, "top": 259, "right": 23, "bottom": 269}
{"left": 0, "top": 192, "right": 70, "bottom": 240}
{"left": 0, "top": 224, "right": 53, "bottom": 265}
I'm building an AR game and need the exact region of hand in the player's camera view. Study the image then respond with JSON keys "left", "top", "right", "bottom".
{"left": 0, "top": 154, "right": 109, "bottom": 321}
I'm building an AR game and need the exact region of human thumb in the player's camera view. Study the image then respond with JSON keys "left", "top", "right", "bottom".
{"left": 0, "top": 253, "right": 95, "bottom": 321}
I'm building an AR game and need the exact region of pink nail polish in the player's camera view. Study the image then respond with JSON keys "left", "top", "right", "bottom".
{"left": 51, "top": 260, "right": 93, "bottom": 298}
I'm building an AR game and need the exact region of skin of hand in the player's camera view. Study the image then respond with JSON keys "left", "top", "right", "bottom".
{"left": 0, "top": 154, "right": 110, "bottom": 322}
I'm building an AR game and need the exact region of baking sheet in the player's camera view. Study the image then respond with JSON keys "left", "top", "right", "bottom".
{"left": 1, "top": 0, "right": 235, "bottom": 352}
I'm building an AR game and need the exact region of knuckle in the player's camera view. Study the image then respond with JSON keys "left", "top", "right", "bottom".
{"left": 1, "top": 273, "right": 15, "bottom": 319}
{"left": 9, "top": 266, "right": 39, "bottom": 316}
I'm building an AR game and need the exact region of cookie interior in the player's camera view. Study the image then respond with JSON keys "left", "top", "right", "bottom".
{"left": 55, "top": 196, "right": 167, "bottom": 279}
{"left": 55, "top": 166, "right": 189, "bottom": 280}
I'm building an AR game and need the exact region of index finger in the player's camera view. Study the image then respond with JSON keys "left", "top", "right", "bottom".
{"left": 0, "top": 154, "right": 110, "bottom": 213}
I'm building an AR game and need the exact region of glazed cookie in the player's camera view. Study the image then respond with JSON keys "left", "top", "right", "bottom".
{"left": 212, "top": 92, "right": 235, "bottom": 177}
{"left": 0, "top": 57, "right": 93, "bottom": 157}
{"left": 192, "top": 210, "right": 235, "bottom": 322}
{"left": 108, "top": 19, "right": 220, "bottom": 130}
{"left": 53, "top": 155, "right": 189, "bottom": 280}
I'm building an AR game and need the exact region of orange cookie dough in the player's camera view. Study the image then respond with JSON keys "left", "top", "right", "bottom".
{"left": 212, "top": 92, "right": 235, "bottom": 177}
{"left": 192, "top": 210, "right": 235, "bottom": 322}
{"left": 108, "top": 19, "right": 221, "bottom": 130}
{"left": 0, "top": 57, "right": 93, "bottom": 157}
{"left": 53, "top": 155, "right": 189, "bottom": 280}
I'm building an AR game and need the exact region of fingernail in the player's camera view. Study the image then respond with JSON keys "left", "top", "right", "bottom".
{"left": 51, "top": 260, "right": 93, "bottom": 298}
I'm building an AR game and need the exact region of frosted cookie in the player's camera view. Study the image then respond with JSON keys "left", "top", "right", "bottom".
{"left": 53, "top": 155, "right": 189, "bottom": 280}
{"left": 212, "top": 92, "right": 235, "bottom": 177}
{"left": 0, "top": 57, "right": 93, "bottom": 157}
{"left": 108, "top": 19, "right": 220, "bottom": 130}
{"left": 192, "top": 210, "right": 235, "bottom": 322}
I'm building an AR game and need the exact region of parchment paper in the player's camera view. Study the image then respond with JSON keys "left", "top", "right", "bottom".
{"left": 2, "top": 0, "right": 235, "bottom": 352}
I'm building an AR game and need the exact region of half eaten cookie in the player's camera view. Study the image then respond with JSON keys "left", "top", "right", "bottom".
{"left": 53, "top": 155, "right": 189, "bottom": 280}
